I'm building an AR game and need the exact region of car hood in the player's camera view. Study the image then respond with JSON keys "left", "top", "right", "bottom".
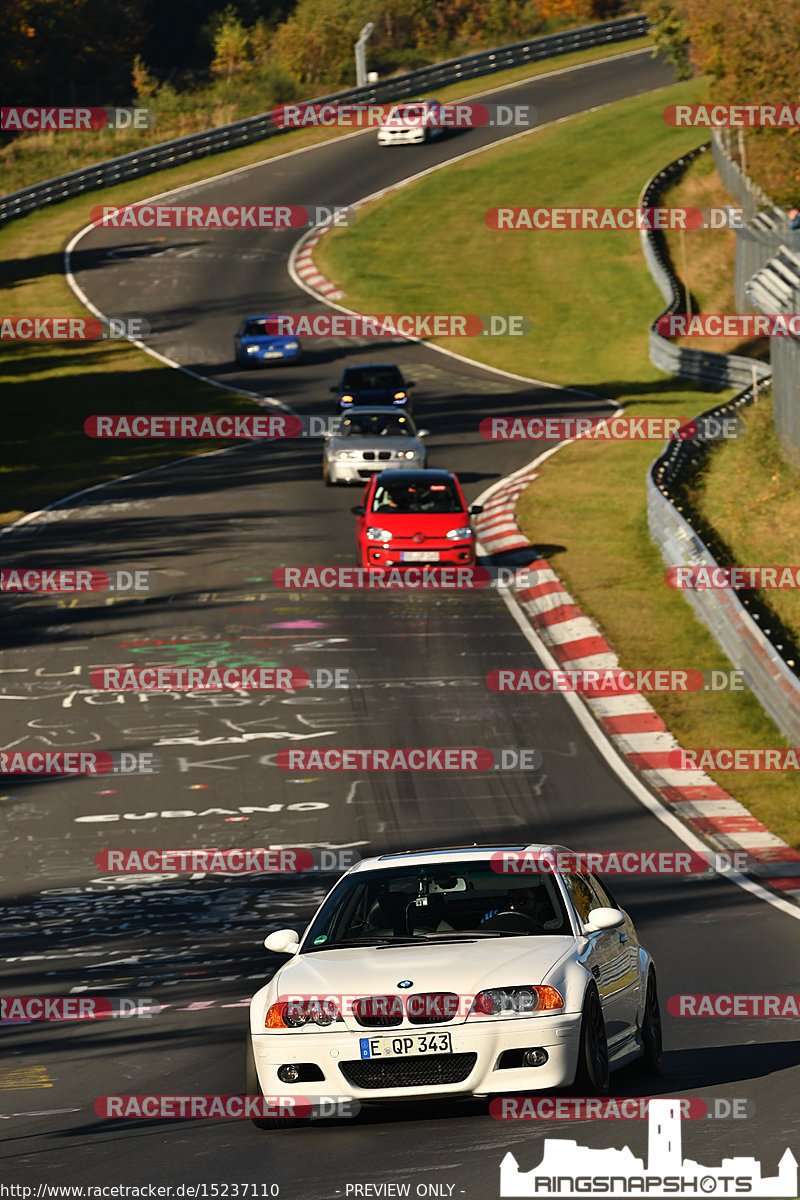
{"left": 269, "top": 937, "right": 575, "bottom": 1029}
{"left": 240, "top": 335, "right": 293, "bottom": 347}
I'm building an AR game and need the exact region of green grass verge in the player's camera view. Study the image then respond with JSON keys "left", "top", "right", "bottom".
{"left": 0, "top": 38, "right": 653, "bottom": 526}
{"left": 313, "top": 77, "right": 800, "bottom": 849}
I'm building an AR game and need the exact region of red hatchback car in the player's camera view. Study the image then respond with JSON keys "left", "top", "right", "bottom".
{"left": 351, "top": 469, "right": 483, "bottom": 568}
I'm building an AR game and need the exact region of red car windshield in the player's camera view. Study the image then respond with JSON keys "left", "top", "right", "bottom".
{"left": 372, "top": 481, "right": 463, "bottom": 514}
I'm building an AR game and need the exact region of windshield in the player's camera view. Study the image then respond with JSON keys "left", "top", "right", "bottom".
{"left": 243, "top": 319, "right": 274, "bottom": 336}
{"left": 302, "top": 863, "right": 570, "bottom": 950}
{"left": 342, "top": 413, "right": 415, "bottom": 439}
{"left": 342, "top": 367, "right": 403, "bottom": 391}
{"left": 372, "top": 480, "right": 462, "bottom": 514}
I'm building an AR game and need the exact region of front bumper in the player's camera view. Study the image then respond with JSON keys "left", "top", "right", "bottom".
{"left": 377, "top": 128, "right": 426, "bottom": 145}
{"left": 363, "top": 540, "right": 475, "bottom": 566}
{"left": 252, "top": 1013, "right": 582, "bottom": 1101}
{"left": 327, "top": 458, "right": 424, "bottom": 484}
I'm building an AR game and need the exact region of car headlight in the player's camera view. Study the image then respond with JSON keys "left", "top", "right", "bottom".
{"left": 265, "top": 999, "right": 343, "bottom": 1029}
{"left": 284, "top": 341, "right": 299, "bottom": 350}
{"left": 336, "top": 450, "right": 354, "bottom": 460}
{"left": 393, "top": 391, "right": 407, "bottom": 402}
{"left": 340, "top": 394, "right": 354, "bottom": 405}
{"left": 366, "top": 527, "right": 393, "bottom": 541}
{"left": 398, "top": 450, "right": 418, "bottom": 460}
{"left": 468, "top": 986, "right": 564, "bottom": 1017}
{"left": 446, "top": 526, "right": 473, "bottom": 540}
{"left": 245, "top": 345, "right": 258, "bottom": 354}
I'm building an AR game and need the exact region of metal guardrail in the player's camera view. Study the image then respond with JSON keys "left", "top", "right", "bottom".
{"left": 746, "top": 246, "right": 800, "bottom": 468}
{"left": 0, "top": 14, "right": 649, "bottom": 227}
{"left": 640, "top": 145, "right": 772, "bottom": 388}
{"left": 642, "top": 155, "right": 800, "bottom": 745}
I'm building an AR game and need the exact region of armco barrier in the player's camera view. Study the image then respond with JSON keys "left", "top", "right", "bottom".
{"left": 639, "top": 145, "right": 771, "bottom": 388}
{"left": 642, "top": 155, "right": 800, "bottom": 744}
{"left": 746, "top": 246, "right": 800, "bottom": 468}
{"left": 0, "top": 14, "right": 648, "bottom": 228}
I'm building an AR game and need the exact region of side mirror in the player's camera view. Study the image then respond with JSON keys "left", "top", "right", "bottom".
{"left": 416, "top": 429, "right": 430, "bottom": 438}
{"left": 351, "top": 504, "right": 366, "bottom": 516}
{"left": 264, "top": 929, "right": 301, "bottom": 954}
{"left": 582, "top": 908, "right": 625, "bottom": 934}
{"left": 469, "top": 504, "right": 484, "bottom": 515}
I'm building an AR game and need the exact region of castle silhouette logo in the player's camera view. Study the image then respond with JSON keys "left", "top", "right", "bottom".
{"left": 500, "top": 1099, "right": 797, "bottom": 1197}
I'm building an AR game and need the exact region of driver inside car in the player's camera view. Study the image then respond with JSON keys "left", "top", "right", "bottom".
{"left": 481, "top": 884, "right": 554, "bottom": 929}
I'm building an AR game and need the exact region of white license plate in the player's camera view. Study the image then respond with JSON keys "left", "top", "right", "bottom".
{"left": 359, "top": 1032, "right": 452, "bottom": 1059}
{"left": 262, "top": 351, "right": 284, "bottom": 359}
{"left": 401, "top": 551, "right": 439, "bottom": 562}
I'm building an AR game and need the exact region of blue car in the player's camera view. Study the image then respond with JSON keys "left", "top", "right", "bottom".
{"left": 330, "top": 363, "right": 415, "bottom": 413}
{"left": 235, "top": 316, "right": 302, "bottom": 367}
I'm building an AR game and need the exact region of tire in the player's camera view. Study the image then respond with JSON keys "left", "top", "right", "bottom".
{"left": 637, "top": 969, "right": 662, "bottom": 1075}
{"left": 572, "top": 986, "right": 610, "bottom": 1096}
{"left": 245, "top": 1036, "right": 310, "bottom": 1130}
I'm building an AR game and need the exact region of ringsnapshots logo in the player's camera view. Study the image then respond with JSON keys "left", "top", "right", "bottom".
{"left": 88, "top": 666, "right": 356, "bottom": 690}
{"left": 90, "top": 204, "right": 354, "bottom": 229}
{"left": 260, "top": 314, "right": 530, "bottom": 337}
{"left": 1, "top": 317, "right": 149, "bottom": 341}
{"left": 1, "top": 107, "right": 154, "bottom": 131}
{"left": 0, "top": 750, "right": 158, "bottom": 776}
{"left": 498, "top": 1099, "right": 797, "bottom": 1197}
{"left": 270, "top": 101, "right": 536, "bottom": 129}
{"left": 95, "top": 1095, "right": 358, "bottom": 1120}
{"left": 276, "top": 747, "right": 542, "bottom": 771}
{"left": 94, "top": 848, "right": 361, "bottom": 874}
{"left": 487, "top": 668, "right": 748, "bottom": 694}
{"left": 479, "top": 416, "right": 741, "bottom": 441}
{"left": 0, "top": 568, "right": 153, "bottom": 593}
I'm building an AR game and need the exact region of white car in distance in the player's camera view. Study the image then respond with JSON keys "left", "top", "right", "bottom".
{"left": 246, "top": 845, "right": 662, "bottom": 1128}
{"left": 377, "top": 99, "right": 445, "bottom": 145}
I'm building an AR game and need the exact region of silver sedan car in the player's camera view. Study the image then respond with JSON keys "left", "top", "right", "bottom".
{"left": 323, "top": 407, "right": 429, "bottom": 486}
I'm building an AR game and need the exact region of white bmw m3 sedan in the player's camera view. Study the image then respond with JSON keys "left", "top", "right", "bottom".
{"left": 246, "top": 845, "right": 662, "bottom": 1127}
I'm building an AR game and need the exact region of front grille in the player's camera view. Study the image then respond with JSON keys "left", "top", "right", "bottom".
{"left": 377, "top": 450, "right": 391, "bottom": 460}
{"left": 406, "top": 993, "right": 459, "bottom": 1024}
{"left": 362, "top": 451, "right": 375, "bottom": 461}
{"left": 353, "top": 996, "right": 404, "bottom": 1028}
{"left": 339, "top": 1053, "right": 476, "bottom": 1090}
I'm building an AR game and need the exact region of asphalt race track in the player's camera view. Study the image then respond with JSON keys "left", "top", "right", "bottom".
{"left": 2, "top": 46, "right": 799, "bottom": 1199}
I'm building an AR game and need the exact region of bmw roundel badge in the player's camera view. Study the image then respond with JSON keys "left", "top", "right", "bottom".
{"left": 397, "top": 980, "right": 413, "bottom": 989}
